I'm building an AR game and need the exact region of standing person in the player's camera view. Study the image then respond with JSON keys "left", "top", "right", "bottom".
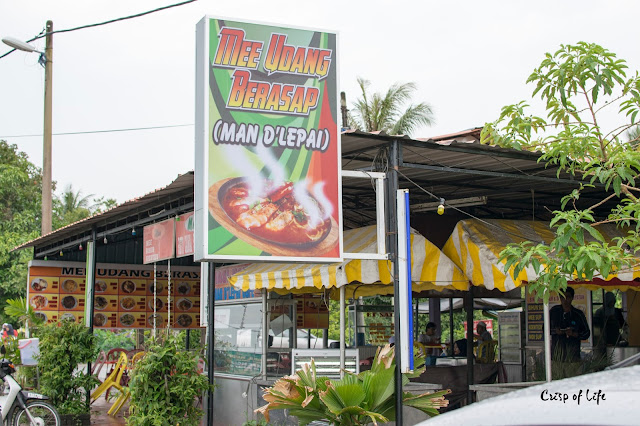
{"left": 418, "top": 322, "right": 441, "bottom": 365}
{"left": 594, "top": 292, "right": 627, "bottom": 346}
{"left": 550, "top": 287, "right": 590, "bottom": 378}
{"left": 2, "top": 323, "right": 18, "bottom": 339}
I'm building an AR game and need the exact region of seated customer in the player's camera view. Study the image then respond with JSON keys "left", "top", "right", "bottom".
{"left": 475, "top": 321, "right": 493, "bottom": 345}
{"left": 453, "top": 339, "right": 468, "bottom": 357}
{"left": 418, "top": 322, "right": 441, "bottom": 365}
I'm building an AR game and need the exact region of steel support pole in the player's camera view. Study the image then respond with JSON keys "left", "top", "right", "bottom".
{"left": 466, "top": 287, "right": 475, "bottom": 404}
{"left": 262, "top": 292, "right": 268, "bottom": 379}
{"left": 543, "top": 302, "right": 552, "bottom": 382}
{"left": 42, "top": 20, "right": 53, "bottom": 235}
{"left": 340, "top": 286, "right": 346, "bottom": 378}
{"left": 449, "top": 298, "right": 454, "bottom": 354}
{"left": 206, "top": 262, "right": 215, "bottom": 426}
{"left": 387, "top": 140, "right": 403, "bottom": 425}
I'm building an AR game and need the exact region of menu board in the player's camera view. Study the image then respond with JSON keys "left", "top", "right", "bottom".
{"left": 498, "top": 311, "right": 522, "bottom": 364}
{"left": 525, "top": 286, "right": 592, "bottom": 346}
{"left": 28, "top": 260, "right": 202, "bottom": 329}
{"left": 269, "top": 294, "right": 329, "bottom": 330}
{"left": 295, "top": 294, "right": 329, "bottom": 329}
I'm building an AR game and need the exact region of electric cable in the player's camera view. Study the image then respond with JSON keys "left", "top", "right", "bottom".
{"left": 0, "top": 1, "right": 198, "bottom": 60}
{"left": 0, "top": 123, "right": 193, "bottom": 139}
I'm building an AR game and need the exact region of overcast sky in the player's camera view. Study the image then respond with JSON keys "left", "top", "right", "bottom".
{"left": 1, "top": 0, "right": 639, "bottom": 203}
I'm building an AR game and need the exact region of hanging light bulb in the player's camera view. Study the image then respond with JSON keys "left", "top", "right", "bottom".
{"left": 103, "top": 236, "right": 108, "bottom": 244}
{"left": 437, "top": 198, "right": 445, "bottom": 215}
{"left": 79, "top": 243, "right": 83, "bottom": 251}
{"left": 131, "top": 227, "right": 137, "bottom": 236}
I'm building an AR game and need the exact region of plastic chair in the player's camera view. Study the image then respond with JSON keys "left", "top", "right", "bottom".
{"left": 90, "top": 351, "right": 128, "bottom": 404}
{"left": 476, "top": 340, "right": 498, "bottom": 364}
{"left": 107, "top": 351, "right": 145, "bottom": 416}
{"left": 103, "top": 348, "right": 129, "bottom": 400}
{"left": 91, "top": 350, "right": 107, "bottom": 377}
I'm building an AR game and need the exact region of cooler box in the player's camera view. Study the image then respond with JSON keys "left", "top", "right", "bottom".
{"left": 18, "top": 338, "right": 40, "bottom": 366}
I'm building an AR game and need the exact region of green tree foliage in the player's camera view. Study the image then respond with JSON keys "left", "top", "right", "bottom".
{"left": 0, "top": 141, "right": 42, "bottom": 323}
{"left": 350, "top": 78, "right": 435, "bottom": 136}
{"left": 93, "top": 329, "right": 136, "bottom": 358}
{"left": 481, "top": 42, "right": 640, "bottom": 301}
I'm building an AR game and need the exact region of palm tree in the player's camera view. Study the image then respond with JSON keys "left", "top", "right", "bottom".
{"left": 54, "top": 184, "right": 95, "bottom": 228}
{"left": 350, "top": 77, "right": 435, "bottom": 136}
{"left": 4, "top": 297, "right": 44, "bottom": 338}
{"left": 627, "top": 125, "right": 640, "bottom": 149}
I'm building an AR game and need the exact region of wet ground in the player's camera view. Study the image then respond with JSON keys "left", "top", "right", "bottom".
{"left": 90, "top": 396, "right": 129, "bottom": 425}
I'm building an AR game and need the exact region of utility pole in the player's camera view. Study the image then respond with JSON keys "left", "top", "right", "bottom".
{"left": 42, "top": 20, "right": 53, "bottom": 235}
{"left": 340, "top": 91, "right": 348, "bottom": 130}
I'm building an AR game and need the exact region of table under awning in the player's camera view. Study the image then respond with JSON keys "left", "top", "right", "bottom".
{"left": 229, "top": 225, "right": 469, "bottom": 297}
{"left": 442, "top": 219, "right": 640, "bottom": 292}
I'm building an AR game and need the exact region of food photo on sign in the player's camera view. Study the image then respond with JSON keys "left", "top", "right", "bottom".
{"left": 195, "top": 17, "right": 342, "bottom": 262}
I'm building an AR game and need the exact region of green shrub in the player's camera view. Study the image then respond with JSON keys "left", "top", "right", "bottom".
{"left": 37, "top": 319, "right": 99, "bottom": 415}
{"left": 127, "top": 334, "right": 213, "bottom": 426}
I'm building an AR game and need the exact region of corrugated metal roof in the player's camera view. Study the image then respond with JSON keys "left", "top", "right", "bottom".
{"left": 14, "top": 172, "right": 194, "bottom": 251}
{"left": 15, "top": 129, "right": 616, "bottom": 254}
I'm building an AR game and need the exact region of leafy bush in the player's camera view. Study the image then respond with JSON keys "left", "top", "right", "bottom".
{"left": 257, "top": 344, "right": 450, "bottom": 425}
{"left": 37, "top": 319, "right": 99, "bottom": 415}
{"left": 127, "top": 334, "right": 213, "bottom": 426}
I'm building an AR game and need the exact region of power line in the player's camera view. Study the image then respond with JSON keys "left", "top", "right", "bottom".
{"left": 0, "top": 0, "right": 198, "bottom": 60}
{"left": 0, "top": 123, "right": 194, "bottom": 139}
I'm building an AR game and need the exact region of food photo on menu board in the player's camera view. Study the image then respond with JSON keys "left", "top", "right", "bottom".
{"left": 28, "top": 261, "right": 203, "bottom": 329}
{"left": 196, "top": 17, "right": 341, "bottom": 262}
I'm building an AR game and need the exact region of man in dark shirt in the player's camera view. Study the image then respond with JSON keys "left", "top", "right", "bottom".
{"left": 550, "top": 286, "right": 590, "bottom": 364}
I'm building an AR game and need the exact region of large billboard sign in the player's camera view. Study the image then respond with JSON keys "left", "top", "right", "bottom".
{"left": 195, "top": 17, "right": 342, "bottom": 262}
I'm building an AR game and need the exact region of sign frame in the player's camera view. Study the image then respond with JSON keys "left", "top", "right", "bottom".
{"left": 195, "top": 15, "right": 343, "bottom": 263}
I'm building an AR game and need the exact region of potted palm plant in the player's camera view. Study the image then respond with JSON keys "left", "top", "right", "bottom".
{"left": 257, "top": 344, "right": 450, "bottom": 425}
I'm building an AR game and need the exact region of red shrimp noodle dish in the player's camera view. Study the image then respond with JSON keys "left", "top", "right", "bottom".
{"left": 220, "top": 179, "right": 331, "bottom": 247}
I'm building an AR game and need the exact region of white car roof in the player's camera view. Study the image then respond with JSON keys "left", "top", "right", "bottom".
{"left": 420, "top": 365, "right": 640, "bottom": 425}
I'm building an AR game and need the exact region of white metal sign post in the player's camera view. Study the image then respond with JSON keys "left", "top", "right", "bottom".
{"left": 397, "top": 189, "right": 414, "bottom": 372}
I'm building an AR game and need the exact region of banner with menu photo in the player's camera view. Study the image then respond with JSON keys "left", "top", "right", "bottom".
{"left": 143, "top": 218, "right": 176, "bottom": 264}
{"left": 27, "top": 260, "right": 202, "bottom": 329}
{"left": 195, "top": 17, "right": 342, "bottom": 263}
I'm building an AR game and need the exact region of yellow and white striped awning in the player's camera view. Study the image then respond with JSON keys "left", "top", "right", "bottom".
{"left": 442, "top": 219, "right": 640, "bottom": 292}
{"left": 229, "top": 225, "right": 468, "bottom": 297}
